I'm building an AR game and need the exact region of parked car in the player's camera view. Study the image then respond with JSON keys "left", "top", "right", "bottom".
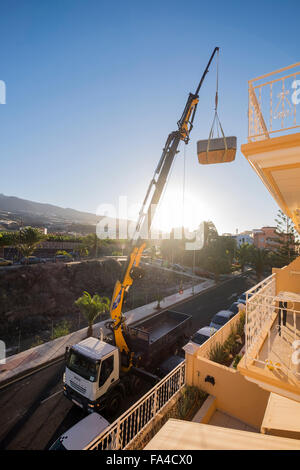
{"left": 189, "top": 326, "right": 217, "bottom": 346}
{"left": 49, "top": 413, "right": 110, "bottom": 450}
{"left": 20, "top": 256, "right": 46, "bottom": 265}
{"left": 209, "top": 310, "right": 235, "bottom": 330}
{"left": 0, "top": 258, "right": 13, "bottom": 266}
{"left": 55, "top": 254, "right": 73, "bottom": 262}
{"left": 237, "top": 292, "right": 253, "bottom": 305}
{"left": 156, "top": 355, "right": 185, "bottom": 378}
{"left": 228, "top": 302, "right": 245, "bottom": 315}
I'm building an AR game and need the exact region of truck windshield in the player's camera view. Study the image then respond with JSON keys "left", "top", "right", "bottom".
{"left": 67, "top": 351, "right": 99, "bottom": 382}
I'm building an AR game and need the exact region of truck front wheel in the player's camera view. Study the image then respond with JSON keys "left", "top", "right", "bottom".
{"left": 107, "top": 391, "right": 122, "bottom": 416}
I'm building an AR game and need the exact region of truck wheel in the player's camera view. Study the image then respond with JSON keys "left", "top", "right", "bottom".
{"left": 107, "top": 391, "right": 122, "bottom": 416}
{"left": 130, "top": 375, "right": 142, "bottom": 392}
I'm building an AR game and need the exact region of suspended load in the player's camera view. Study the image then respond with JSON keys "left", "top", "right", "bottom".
{"left": 197, "top": 135, "right": 237, "bottom": 165}
{"left": 197, "top": 48, "right": 237, "bottom": 165}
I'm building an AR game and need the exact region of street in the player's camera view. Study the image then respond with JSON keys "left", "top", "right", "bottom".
{"left": 0, "top": 273, "right": 255, "bottom": 450}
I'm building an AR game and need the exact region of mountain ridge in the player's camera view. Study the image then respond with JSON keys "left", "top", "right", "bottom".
{"left": 0, "top": 193, "right": 99, "bottom": 227}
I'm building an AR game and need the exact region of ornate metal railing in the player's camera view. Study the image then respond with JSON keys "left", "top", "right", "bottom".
{"left": 86, "top": 360, "right": 185, "bottom": 450}
{"left": 248, "top": 62, "right": 300, "bottom": 142}
{"left": 245, "top": 274, "right": 276, "bottom": 359}
{"left": 245, "top": 274, "right": 300, "bottom": 379}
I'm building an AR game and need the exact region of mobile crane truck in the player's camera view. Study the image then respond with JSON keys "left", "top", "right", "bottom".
{"left": 63, "top": 47, "right": 220, "bottom": 415}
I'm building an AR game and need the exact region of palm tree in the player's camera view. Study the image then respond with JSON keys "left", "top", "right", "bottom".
{"left": 75, "top": 291, "right": 110, "bottom": 337}
{"left": 84, "top": 233, "right": 100, "bottom": 258}
{"left": 17, "top": 227, "right": 45, "bottom": 261}
{"left": 155, "top": 290, "right": 164, "bottom": 309}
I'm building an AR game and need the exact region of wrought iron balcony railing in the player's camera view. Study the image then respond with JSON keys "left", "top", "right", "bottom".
{"left": 248, "top": 62, "right": 300, "bottom": 142}
{"left": 245, "top": 274, "right": 300, "bottom": 381}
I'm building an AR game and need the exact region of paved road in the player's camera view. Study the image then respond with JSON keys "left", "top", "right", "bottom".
{"left": 175, "top": 273, "right": 254, "bottom": 330}
{"left": 0, "top": 273, "right": 255, "bottom": 450}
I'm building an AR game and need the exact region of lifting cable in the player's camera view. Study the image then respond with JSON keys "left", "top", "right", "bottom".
{"left": 206, "top": 49, "right": 228, "bottom": 162}
{"left": 182, "top": 142, "right": 186, "bottom": 237}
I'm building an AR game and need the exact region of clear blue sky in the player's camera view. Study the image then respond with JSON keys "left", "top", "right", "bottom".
{"left": 0, "top": 0, "right": 299, "bottom": 234}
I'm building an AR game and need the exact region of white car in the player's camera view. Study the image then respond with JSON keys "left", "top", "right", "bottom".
{"left": 49, "top": 413, "right": 110, "bottom": 450}
{"left": 209, "top": 310, "right": 235, "bottom": 330}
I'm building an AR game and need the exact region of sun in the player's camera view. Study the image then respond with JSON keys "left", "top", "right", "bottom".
{"left": 152, "top": 189, "right": 211, "bottom": 233}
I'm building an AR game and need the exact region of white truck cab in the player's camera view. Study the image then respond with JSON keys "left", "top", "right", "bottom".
{"left": 64, "top": 337, "right": 121, "bottom": 414}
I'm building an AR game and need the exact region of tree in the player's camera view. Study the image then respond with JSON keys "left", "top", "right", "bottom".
{"left": 83, "top": 233, "right": 100, "bottom": 258}
{"left": 0, "top": 232, "right": 18, "bottom": 247}
{"left": 155, "top": 290, "right": 164, "bottom": 309}
{"left": 273, "top": 210, "right": 298, "bottom": 266}
{"left": 74, "top": 291, "right": 110, "bottom": 337}
{"left": 16, "top": 227, "right": 44, "bottom": 261}
{"left": 248, "top": 247, "right": 270, "bottom": 282}
{"left": 77, "top": 246, "right": 89, "bottom": 258}
{"left": 201, "top": 238, "right": 232, "bottom": 282}
{"left": 203, "top": 220, "right": 219, "bottom": 246}
{"left": 236, "top": 243, "right": 251, "bottom": 273}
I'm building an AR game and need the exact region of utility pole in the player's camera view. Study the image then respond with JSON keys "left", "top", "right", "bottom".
{"left": 192, "top": 247, "right": 196, "bottom": 295}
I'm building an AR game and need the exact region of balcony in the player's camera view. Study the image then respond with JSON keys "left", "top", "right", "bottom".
{"left": 238, "top": 257, "right": 300, "bottom": 401}
{"left": 241, "top": 62, "right": 300, "bottom": 233}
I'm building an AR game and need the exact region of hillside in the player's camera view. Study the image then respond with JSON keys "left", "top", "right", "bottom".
{"left": 0, "top": 193, "right": 99, "bottom": 227}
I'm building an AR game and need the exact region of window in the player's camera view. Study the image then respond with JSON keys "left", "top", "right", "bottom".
{"left": 99, "top": 355, "right": 114, "bottom": 387}
{"left": 67, "top": 351, "right": 98, "bottom": 382}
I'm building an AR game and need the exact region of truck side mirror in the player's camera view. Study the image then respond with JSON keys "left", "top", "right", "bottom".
{"left": 65, "top": 346, "right": 70, "bottom": 361}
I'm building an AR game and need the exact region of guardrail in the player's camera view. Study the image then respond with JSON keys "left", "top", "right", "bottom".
{"left": 86, "top": 360, "right": 185, "bottom": 450}
{"left": 245, "top": 274, "right": 276, "bottom": 359}
{"left": 245, "top": 274, "right": 300, "bottom": 379}
{"left": 248, "top": 62, "right": 300, "bottom": 142}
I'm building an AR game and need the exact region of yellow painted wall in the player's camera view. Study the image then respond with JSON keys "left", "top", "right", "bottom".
{"left": 273, "top": 255, "right": 300, "bottom": 298}
{"left": 186, "top": 354, "right": 270, "bottom": 429}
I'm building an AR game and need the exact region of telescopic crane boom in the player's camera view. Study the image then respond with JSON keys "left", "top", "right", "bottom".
{"left": 108, "top": 47, "right": 220, "bottom": 366}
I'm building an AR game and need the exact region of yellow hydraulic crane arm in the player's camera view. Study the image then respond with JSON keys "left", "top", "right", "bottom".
{"left": 108, "top": 47, "right": 219, "bottom": 364}
{"left": 109, "top": 242, "right": 146, "bottom": 354}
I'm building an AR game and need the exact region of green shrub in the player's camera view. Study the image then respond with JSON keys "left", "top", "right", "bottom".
{"left": 176, "top": 386, "right": 207, "bottom": 420}
{"left": 236, "top": 312, "right": 245, "bottom": 337}
{"left": 209, "top": 315, "right": 246, "bottom": 365}
{"left": 208, "top": 342, "right": 229, "bottom": 364}
{"left": 51, "top": 321, "right": 70, "bottom": 339}
{"left": 31, "top": 336, "right": 44, "bottom": 347}
{"left": 233, "top": 354, "right": 242, "bottom": 369}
